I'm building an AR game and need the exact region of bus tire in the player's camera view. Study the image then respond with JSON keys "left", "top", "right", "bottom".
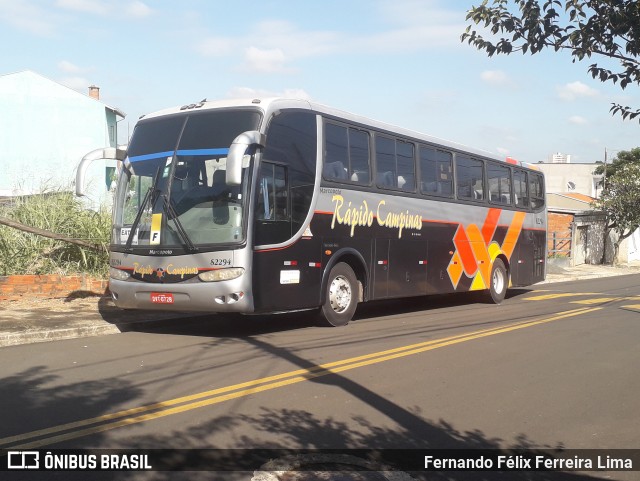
{"left": 489, "top": 258, "right": 507, "bottom": 304}
{"left": 318, "top": 262, "right": 358, "bottom": 327}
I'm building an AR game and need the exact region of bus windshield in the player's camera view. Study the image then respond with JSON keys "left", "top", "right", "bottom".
{"left": 112, "top": 109, "right": 262, "bottom": 250}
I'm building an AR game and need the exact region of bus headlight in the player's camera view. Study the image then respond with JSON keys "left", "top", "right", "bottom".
{"left": 198, "top": 267, "right": 245, "bottom": 282}
{"left": 110, "top": 268, "right": 131, "bottom": 281}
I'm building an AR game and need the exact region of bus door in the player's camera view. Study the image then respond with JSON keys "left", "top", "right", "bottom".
{"left": 374, "top": 239, "right": 428, "bottom": 299}
{"left": 373, "top": 239, "right": 390, "bottom": 298}
{"left": 512, "top": 231, "right": 534, "bottom": 286}
{"left": 532, "top": 231, "right": 546, "bottom": 283}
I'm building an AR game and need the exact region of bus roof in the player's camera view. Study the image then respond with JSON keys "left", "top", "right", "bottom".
{"left": 140, "top": 97, "right": 536, "bottom": 170}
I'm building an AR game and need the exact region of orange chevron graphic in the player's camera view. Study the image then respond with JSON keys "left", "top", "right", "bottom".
{"left": 447, "top": 209, "right": 526, "bottom": 290}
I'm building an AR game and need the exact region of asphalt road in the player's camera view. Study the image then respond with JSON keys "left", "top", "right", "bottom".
{"left": 1, "top": 275, "right": 639, "bottom": 481}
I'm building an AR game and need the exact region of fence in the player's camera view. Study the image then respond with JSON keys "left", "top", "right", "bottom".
{"left": 549, "top": 230, "right": 572, "bottom": 257}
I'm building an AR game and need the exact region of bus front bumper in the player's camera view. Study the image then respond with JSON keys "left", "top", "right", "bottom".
{"left": 109, "top": 277, "right": 254, "bottom": 313}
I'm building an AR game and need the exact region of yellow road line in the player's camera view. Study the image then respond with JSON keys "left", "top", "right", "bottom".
{"left": 620, "top": 304, "right": 640, "bottom": 312}
{"left": 1, "top": 306, "right": 601, "bottom": 449}
{"left": 524, "top": 292, "right": 600, "bottom": 301}
{"left": 571, "top": 297, "right": 619, "bottom": 305}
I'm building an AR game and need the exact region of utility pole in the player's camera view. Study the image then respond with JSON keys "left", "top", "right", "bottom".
{"left": 603, "top": 147, "right": 608, "bottom": 191}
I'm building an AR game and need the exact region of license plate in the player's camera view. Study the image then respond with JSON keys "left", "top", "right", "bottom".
{"left": 151, "top": 292, "right": 174, "bottom": 304}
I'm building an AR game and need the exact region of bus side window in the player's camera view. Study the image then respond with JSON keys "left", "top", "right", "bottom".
{"left": 487, "top": 163, "right": 512, "bottom": 205}
{"left": 375, "top": 136, "right": 415, "bottom": 191}
{"left": 324, "top": 123, "right": 349, "bottom": 181}
{"left": 419, "top": 145, "right": 452, "bottom": 197}
{"left": 348, "top": 128, "right": 370, "bottom": 184}
{"left": 456, "top": 155, "right": 485, "bottom": 201}
{"left": 529, "top": 173, "right": 545, "bottom": 210}
{"left": 513, "top": 169, "right": 529, "bottom": 208}
{"left": 396, "top": 140, "right": 415, "bottom": 191}
{"left": 256, "top": 163, "right": 288, "bottom": 221}
{"left": 324, "top": 123, "right": 371, "bottom": 184}
{"left": 376, "top": 136, "right": 397, "bottom": 189}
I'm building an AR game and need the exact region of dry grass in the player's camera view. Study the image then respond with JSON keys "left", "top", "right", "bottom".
{"left": 0, "top": 189, "right": 110, "bottom": 277}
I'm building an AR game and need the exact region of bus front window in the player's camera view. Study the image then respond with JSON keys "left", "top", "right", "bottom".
{"left": 112, "top": 110, "right": 261, "bottom": 250}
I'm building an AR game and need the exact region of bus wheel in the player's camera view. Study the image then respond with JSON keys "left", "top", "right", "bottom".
{"left": 318, "top": 262, "right": 358, "bottom": 327}
{"left": 489, "top": 258, "right": 507, "bottom": 304}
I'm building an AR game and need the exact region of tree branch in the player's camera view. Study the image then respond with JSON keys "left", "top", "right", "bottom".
{"left": 0, "top": 216, "right": 107, "bottom": 253}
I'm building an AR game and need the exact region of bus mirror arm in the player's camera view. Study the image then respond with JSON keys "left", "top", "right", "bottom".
{"left": 226, "top": 131, "right": 265, "bottom": 186}
{"left": 76, "top": 146, "right": 127, "bottom": 196}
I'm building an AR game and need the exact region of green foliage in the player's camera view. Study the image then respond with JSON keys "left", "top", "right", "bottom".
{"left": 462, "top": 0, "right": 640, "bottom": 121}
{"left": 0, "top": 190, "right": 110, "bottom": 276}
{"left": 593, "top": 162, "right": 640, "bottom": 242}
{"left": 593, "top": 147, "right": 640, "bottom": 179}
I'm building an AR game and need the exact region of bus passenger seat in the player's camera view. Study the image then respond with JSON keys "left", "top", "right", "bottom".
{"left": 439, "top": 182, "right": 452, "bottom": 195}
{"left": 323, "top": 161, "right": 348, "bottom": 180}
{"left": 421, "top": 181, "right": 436, "bottom": 193}
{"left": 398, "top": 175, "right": 415, "bottom": 191}
{"left": 376, "top": 171, "right": 395, "bottom": 188}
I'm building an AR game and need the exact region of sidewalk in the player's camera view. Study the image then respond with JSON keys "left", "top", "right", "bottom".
{"left": 1, "top": 262, "right": 639, "bottom": 347}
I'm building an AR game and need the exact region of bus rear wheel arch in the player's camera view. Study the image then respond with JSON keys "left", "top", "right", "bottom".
{"left": 318, "top": 262, "right": 360, "bottom": 327}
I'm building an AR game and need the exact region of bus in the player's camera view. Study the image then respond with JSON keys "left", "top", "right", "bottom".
{"left": 76, "top": 98, "right": 546, "bottom": 327}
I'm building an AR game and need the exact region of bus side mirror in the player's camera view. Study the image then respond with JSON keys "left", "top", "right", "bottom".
{"left": 76, "top": 146, "right": 127, "bottom": 196}
{"left": 226, "top": 131, "right": 265, "bottom": 186}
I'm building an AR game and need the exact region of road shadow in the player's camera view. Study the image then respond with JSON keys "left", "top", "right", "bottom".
{"left": 1, "top": 302, "right": 625, "bottom": 481}
{"left": 98, "top": 336, "right": 619, "bottom": 481}
{"left": 98, "top": 287, "right": 536, "bottom": 341}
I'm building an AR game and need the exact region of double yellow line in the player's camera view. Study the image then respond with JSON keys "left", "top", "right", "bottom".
{"left": 1, "top": 306, "right": 600, "bottom": 449}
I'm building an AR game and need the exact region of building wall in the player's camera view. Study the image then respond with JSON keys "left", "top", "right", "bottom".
{"left": 537, "top": 163, "right": 602, "bottom": 198}
{"left": 548, "top": 212, "right": 573, "bottom": 257}
{"left": 0, "top": 71, "right": 118, "bottom": 207}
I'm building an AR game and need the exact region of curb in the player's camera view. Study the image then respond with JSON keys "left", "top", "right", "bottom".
{"left": 0, "top": 323, "right": 121, "bottom": 347}
{"left": 1, "top": 268, "right": 638, "bottom": 348}
{"left": 0, "top": 310, "right": 202, "bottom": 348}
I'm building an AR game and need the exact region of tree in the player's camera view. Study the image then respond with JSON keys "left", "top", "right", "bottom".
{"left": 592, "top": 162, "right": 640, "bottom": 263}
{"left": 593, "top": 147, "right": 640, "bottom": 181}
{"left": 462, "top": 0, "right": 640, "bottom": 121}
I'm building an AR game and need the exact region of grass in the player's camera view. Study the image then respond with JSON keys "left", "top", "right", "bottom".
{"left": 0, "top": 189, "right": 111, "bottom": 277}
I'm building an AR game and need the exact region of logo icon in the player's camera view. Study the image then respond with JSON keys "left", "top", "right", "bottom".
{"left": 8, "top": 451, "right": 39, "bottom": 469}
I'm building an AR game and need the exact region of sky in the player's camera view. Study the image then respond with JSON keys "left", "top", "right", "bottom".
{"left": 1, "top": 0, "right": 638, "bottom": 164}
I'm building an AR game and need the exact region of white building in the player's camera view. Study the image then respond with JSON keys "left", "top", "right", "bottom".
{"left": 549, "top": 152, "right": 571, "bottom": 163}
{"left": 536, "top": 162, "right": 603, "bottom": 198}
{"left": 0, "top": 70, "right": 125, "bottom": 207}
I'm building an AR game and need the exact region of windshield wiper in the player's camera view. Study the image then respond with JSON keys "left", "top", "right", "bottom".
{"left": 164, "top": 196, "right": 198, "bottom": 252}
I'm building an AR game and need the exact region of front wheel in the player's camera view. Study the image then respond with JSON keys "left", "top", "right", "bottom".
{"left": 318, "top": 262, "right": 358, "bottom": 327}
{"left": 488, "top": 258, "right": 508, "bottom": 304}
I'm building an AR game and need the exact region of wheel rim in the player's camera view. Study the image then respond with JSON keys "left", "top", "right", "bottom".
{"left": 493, "top": 267, "right": 505, "bottom": 294}
{"left": 329, "top": 275, "right": 352, "bottom": 313}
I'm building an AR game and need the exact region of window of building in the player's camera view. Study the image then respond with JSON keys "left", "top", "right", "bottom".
{"left": 456, "top": 155, "right": 485, "bottom": 201}
{"left": 419, "top": 146, "right": 453, "bottom": 197}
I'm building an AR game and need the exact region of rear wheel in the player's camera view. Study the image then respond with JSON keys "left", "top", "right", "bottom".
{"left": 318, "top": 262, "right": 358, "bottom": 327}
{"left": 488, "top": 258, "right": 507, "bottom": 304}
